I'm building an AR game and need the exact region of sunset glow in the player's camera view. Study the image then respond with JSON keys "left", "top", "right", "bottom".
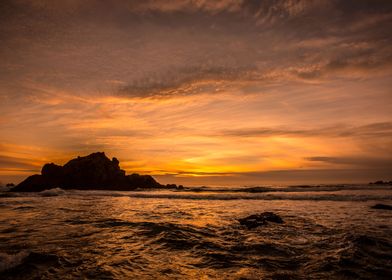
{"left": 1, "top": 0, "right": 391, "bottom": 186}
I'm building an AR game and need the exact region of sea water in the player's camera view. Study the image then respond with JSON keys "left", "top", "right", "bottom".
{"left": 0, "top": 184, "right": 391, "bottom": 279}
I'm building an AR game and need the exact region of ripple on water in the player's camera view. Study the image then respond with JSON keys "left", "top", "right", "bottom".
{"left": 0, "top": 190, "right": 391, "bottom": 279}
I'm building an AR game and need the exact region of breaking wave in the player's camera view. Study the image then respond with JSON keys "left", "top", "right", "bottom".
{"left": 2, "top": 184, "right": 391, "bottom": 202}
{"left": 39, "top": 188, "right": 66, "bottom": 197}
{"left": 114, "top": 192, "right": 392, "bottom": 201}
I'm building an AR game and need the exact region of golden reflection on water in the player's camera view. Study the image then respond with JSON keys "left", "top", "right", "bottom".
{"left": 0, "top": 187, "right": 391, "bottom": 279}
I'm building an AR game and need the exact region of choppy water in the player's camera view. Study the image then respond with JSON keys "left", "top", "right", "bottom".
{"left": 0, "top": 184, "right": 391, "bottom": 279}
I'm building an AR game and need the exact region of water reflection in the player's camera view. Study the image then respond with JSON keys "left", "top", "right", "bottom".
{"left": 0, "top": 187, "right": 391, "bottom": 279}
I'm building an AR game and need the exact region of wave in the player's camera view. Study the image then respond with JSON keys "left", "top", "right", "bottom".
{"left": 93, "top": 192, "right": 392, "bottom": 201}
{"left": 184, "top": 184, "right": 392, "bottom": 193}
{"left": 1, "top": 198, "right": 391, "bottom": 279}
{"left": 1, "top": 184, "right": 391, "bottom": 201}
{"left": 39, "top": 188, "right": 66, "bottom": 197}
{"left": 0, "top": 188, "right": 66, "bottom": 198}
{"left": 314, "top": 234, "right": 392, "bottom": 279}
{"left": 60, "top": 218, "right": 392, "bottom": 278}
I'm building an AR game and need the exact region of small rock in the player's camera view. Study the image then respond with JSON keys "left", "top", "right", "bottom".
{"left": 238, "top": 212, "right": 283, "bottom": 229}
{"left": 166, "top": 184, "right": 177, "bottom": 189}
{"left": 371, "top": 204, "right": 392, "bottom": 210}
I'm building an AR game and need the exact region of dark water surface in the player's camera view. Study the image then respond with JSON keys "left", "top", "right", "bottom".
{"left": 0, "top": 185, "right": 391, "bottom": 279}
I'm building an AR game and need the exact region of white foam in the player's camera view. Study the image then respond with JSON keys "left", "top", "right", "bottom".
{"left": 99, "top": 192, "right": 392, "bottom": 201}
{"left": 39, "top": 188, "right": 66, "bottom": 197}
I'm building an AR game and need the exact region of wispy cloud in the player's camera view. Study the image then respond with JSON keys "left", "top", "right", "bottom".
{"left": 0, "top": 155, "right": 41, "bottom": 170}
{"left": 217, "top": 122, "right": 392, "bottom": 138}
{"left": 305, "top": 156, "right": 392, "bottom": 168}
{"left": 1, "top": 0, "right": 391, "bottom": 99}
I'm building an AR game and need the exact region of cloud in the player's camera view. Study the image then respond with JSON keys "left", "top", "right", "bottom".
{"left": 0, "top": 155, "right": 41, "bottom": 171}
{"left": 292, "top": 45, "right": 392, "bottom": 81}
{"left": 305, "top": 156, "right": 392, "bottom": 168}
{"left": 0, "top": 1, "right": 392, "bottom": 185}
{"left": 1, "top": 0, "right": 391, "bottom": 100}
{"left": 217, "top": 122, "right": 392, "bottom": 138}
{"left": 118, "top": 65, "right": 256, "bottom": 98}
{"left": 155, "top": 167, "right": 392, "bottom": 185}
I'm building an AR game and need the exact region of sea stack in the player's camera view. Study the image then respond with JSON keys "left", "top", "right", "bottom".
{"left": 10, "top": 152, "right": 162, "bottom": 192}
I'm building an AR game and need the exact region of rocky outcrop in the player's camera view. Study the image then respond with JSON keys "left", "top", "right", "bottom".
{"left": 10, "top": 152, "right": 162, "bottom": 192}
{"left": 371, "top": 204, "right": 392, "bottom": 210}
{"left": 238, "top": 212, "right": 284, "bottom": 229}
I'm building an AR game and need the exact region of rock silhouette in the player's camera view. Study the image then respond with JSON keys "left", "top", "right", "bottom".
{"left": 11, "top": 152, "right": 162, "bottom": 192}
{"left": 238, "top": 212, "right": 284, "bottom": 229}
{"left": 371, "top": 204, "right": 392, "bottom": 210}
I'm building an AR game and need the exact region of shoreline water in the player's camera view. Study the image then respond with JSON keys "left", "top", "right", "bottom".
{"left": 2, "top": 184, "right": 392, "bottom": 201}
{"left": 1, "top": 184, "right": 391, "bottom": 279}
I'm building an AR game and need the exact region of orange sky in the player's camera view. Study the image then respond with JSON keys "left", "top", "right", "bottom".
{"left": 1, "top": 0, "right": 392, "bottom": 186}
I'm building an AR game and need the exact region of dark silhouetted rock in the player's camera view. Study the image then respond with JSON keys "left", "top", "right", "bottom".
{"left": 5, "top": 183, "right": 14, "bottom": 187}
{"left": 11, "top": 152, "right": 162, "bottom": 192}
{"left": 13, "top": 174, "right": 52, "bottom": 192}
{"left": 369, "top": 180, "right": 392, "bottom": 185}
{"left": 42, "top": 163, "right": 63, "bottom": 177}
{"left": 166, "top": 184, "right": 177, "bottom": 189}
{"left": 371, "top": 204, "right": 392, "bottom": 210}
{"left": 165, "top": 183, "right": 185, "bottom": 190}
{"left": 238, "top": 212, "right": 284, "bottom": 229}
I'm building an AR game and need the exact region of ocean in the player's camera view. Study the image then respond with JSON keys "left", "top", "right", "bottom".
{"left": 0, "top": 184, "right": 391, "bottom": 279}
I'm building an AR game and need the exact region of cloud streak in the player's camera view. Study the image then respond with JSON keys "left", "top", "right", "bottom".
{"left": 217, "top": 122, "right": 392, "bottom": 138}
{"left": 1, "top": 0, "right": 391, "bottom": 99}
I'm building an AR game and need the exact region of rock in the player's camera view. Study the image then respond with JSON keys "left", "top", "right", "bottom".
{"left": 112, "top": 157, "right": 119, "bottom": 166}
{"left": 369, "top": 180, "right": 392, "bottom": 185}
{"left": 126, "top": 173, "right": 161, "bottom": 189}
{"left": 238, "top": 212, "right": 284, "bottom": 229}
{"left": 41, "top": 163, "right": 64, "bottom": 185}
{"left": 165, "top": 184, "right": 178, "bottom": 189}
{"left": 165, "top": 184, "right": 185, "bottom": 190}
{"left": 11, "top": 152, "right": 162, "bottom": 192}
{"left": 371, "top": 204, "right": 392, "bottom": 210}
{"left": 13, "top": 174, "right": 52, "bottom": 192}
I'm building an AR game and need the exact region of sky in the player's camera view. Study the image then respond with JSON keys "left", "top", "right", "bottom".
{"left": 1, "top": 0, "right": 392, "bottom": 186}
